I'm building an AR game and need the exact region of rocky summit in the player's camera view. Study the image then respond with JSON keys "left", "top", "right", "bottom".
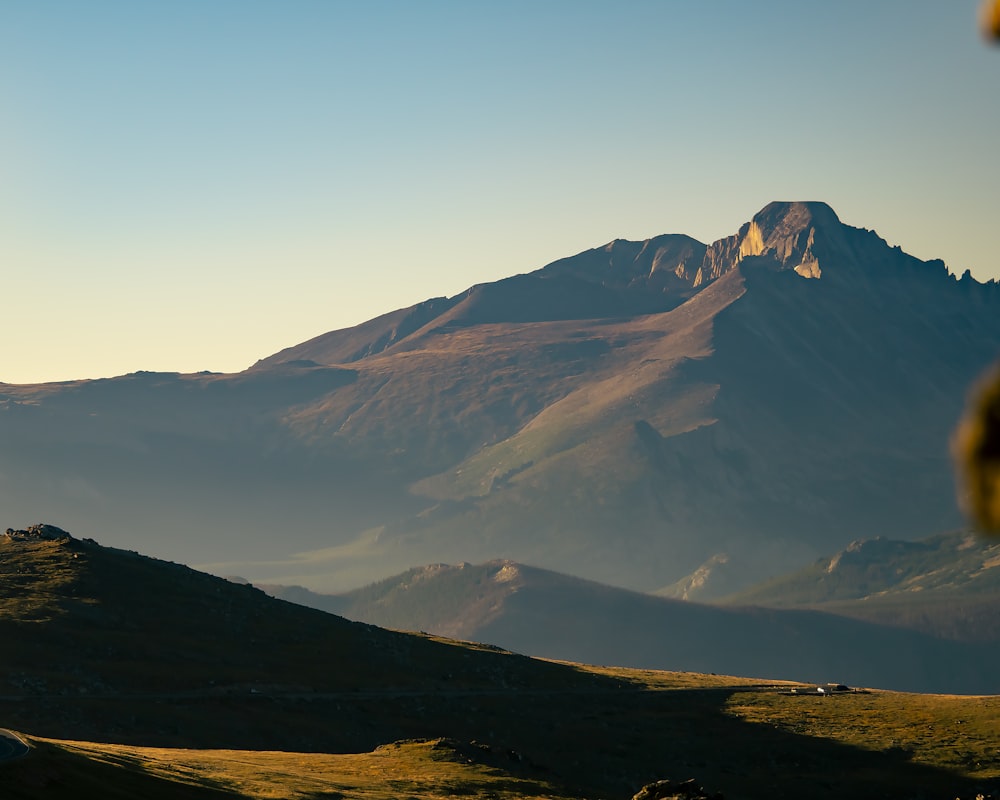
{"left": 3, "top": 524, "right": 72, "bottom": 542}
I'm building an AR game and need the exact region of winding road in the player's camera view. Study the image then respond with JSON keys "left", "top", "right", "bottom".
{"left": 0, "top": 729, "right": 28, "bottom": 763}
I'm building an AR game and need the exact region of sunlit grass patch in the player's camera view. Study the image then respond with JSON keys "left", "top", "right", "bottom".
{"left": 723, "top": 689, "right": 1000, "bottom": 780}
{"left": 27, "top": 736, "right": 571, "bottom": 800}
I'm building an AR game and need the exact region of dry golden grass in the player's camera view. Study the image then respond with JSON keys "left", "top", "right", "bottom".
{"left": 566, "top": 662, "right": 793, "bottom": 690}
{"left": 0, "top": 538, "right": 80, "bottom": 622}
{"left": 20, "top": 736, "right": 570, "bottom": 800}
{"left": 724, "top": 689, "right": 1000, "bottom": 781}
{"left": 3, "top": 673, "right": 999, "bottom": 800}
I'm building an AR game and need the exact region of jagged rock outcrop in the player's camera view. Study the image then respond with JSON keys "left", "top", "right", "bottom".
{"left": 3, "top": 524, "right": 72, "bottom": 542}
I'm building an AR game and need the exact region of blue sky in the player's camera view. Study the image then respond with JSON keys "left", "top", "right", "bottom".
{"left": 2, "top": 1, "right": 998, "bottom": 383}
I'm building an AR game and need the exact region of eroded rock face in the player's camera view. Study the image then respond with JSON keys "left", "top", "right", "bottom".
{"left": 2, "top": 524, "right": 72, "bottom": 542}
{"left": 701, "top": 201, "right": 837, "bottom": 285}
{"left": 632, "top": 777, "right": 724, "bottom": 800}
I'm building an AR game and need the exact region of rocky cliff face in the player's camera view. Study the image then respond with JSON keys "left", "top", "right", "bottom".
{"left": 540, "top": 202, "right": 842, "bottom": 295}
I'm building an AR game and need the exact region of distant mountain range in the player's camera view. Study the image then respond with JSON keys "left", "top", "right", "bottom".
{"left": 3, "top": 201, "right": 999, "bottom": 593}
{"left": 259, "top": 528, "right": 1000, "bottom": 695}
{"left": 718, "top": 528, "right": 1000, "bottom": 642}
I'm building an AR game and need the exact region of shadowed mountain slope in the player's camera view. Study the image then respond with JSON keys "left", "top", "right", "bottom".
{"left": 0, "top": 526, "right": 588, "bottom": 699}
{"left": 261, "top": 558, "right": 1000, "bottom": 695}
{"left": 2, "top": 202, "right": 999, "bottom": 592}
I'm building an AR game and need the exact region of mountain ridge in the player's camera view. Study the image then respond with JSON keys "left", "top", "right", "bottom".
{"left": 255, "top": 200, "right": 989, "bottom": 371}
{"left": 715, "top": 528, "right": 1000, "bottom": 642}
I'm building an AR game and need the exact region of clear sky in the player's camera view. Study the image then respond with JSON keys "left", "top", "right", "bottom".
{"left": 2, "top": 1, "right": 998, "bottom": 383}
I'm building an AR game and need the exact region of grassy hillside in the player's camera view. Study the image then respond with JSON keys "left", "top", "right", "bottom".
{"left": 0, "top": 532, "right": 584, "bottom": 698}
{"left": 0, "top": 736, "right": 571, "bottom": 800}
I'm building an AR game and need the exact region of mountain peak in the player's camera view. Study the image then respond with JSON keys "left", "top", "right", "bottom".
{"left": 726, "top": 200, "right": 846, "bottom": 280}
{"left": 752, "top": 201, "right": 841, "bottom": 232}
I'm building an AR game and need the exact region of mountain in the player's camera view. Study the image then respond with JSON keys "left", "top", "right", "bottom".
{"left": 3, "top": 201, "right": 999, "bottom": 592}
{"left": 260, "top": 558, "right": 1000, "bottom": 694}
{"left": 2, "top": 525, "right": 998, "bottom": 800}
{"left": 716, "top": 529, "right": 1000, "bottom": 642}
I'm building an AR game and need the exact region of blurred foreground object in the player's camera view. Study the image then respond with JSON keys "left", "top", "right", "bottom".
{"left": 958, "top": 4, "right": 999, "bottom": 528}
{"left": 955, "top": 364, "right": 1000, "bottom": 533}
{"left": 983, "top": 0, "right": 1000, "bottom": 41}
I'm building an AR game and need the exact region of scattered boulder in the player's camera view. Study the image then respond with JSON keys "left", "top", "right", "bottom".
{"left": 632, "top": 778, "right": 723, "bottom": 800}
